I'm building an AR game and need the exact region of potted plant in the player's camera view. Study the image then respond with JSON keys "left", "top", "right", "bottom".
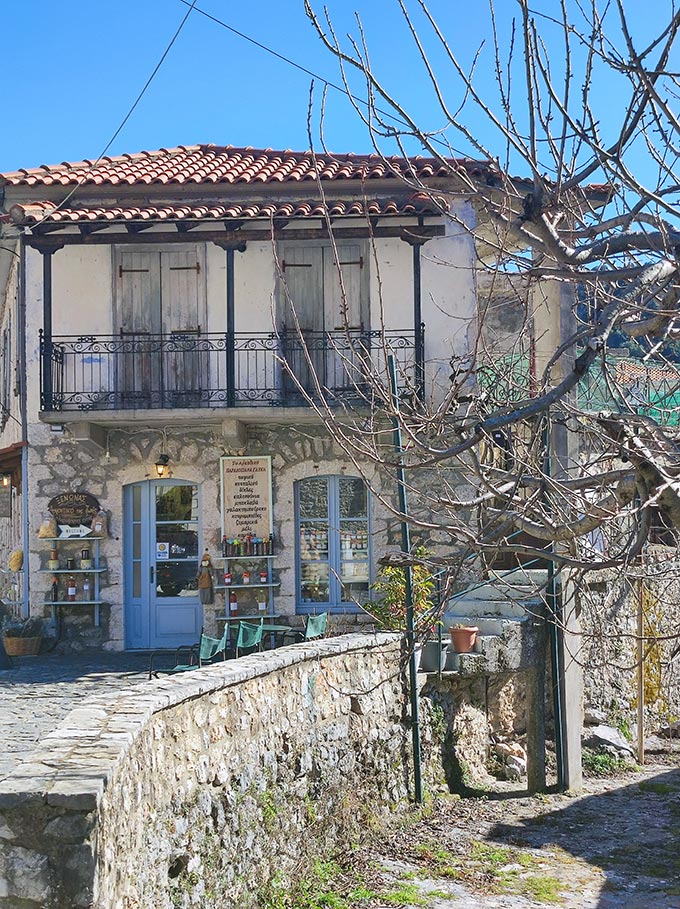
{"left": 365, "top": 547, "right": 440, "bottom": 669}
{"left": 1, "top": 615, "right": 44, "bottom": 656}
{"left": 366, "top": 546, "right": 435, "bottom": 632}
{"left": 448, "top": 622, "right": 479, "bottom": 653}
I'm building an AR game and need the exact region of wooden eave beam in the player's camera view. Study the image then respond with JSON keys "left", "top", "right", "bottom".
{"left": 25, "top": 224, "right": 445, "bottom": 250}
{"left": 78, "top": 222, "right": 113, "bottom": 236}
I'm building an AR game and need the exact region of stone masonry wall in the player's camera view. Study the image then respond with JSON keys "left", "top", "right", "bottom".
{"left": 0, "top": 634, "right": 411, "bottom": 909}
{"left": 579, "top": 550, "right": 680, "bottom": 732}
{"left": 24, "top": 420, "right": 401, "bottom": 650}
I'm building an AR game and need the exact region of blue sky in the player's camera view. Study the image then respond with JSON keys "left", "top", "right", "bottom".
{"left": 1, "top": 0, "right": 677, "bottom": 180}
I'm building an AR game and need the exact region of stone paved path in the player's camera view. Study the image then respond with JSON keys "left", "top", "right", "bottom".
{"left": 0, "top": 650, "right": 150, "bottom": 782}
{"left": 2, "top": 651, "right": 679, "bottom": 908}
{"left": 346, "top": 763, "right": 680, "bottom": 909}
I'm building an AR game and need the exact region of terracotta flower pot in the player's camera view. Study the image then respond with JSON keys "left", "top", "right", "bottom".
{"left": 448, "top": 625, "right": 478, "bottom": 653}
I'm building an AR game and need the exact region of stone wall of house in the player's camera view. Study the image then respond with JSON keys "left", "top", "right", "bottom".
{"left": 25, "top": 420, "right": 402, "bottom": 650}
{"left": 0, "top": 635, "right": 417, "bottom": 909}
{"left": 579, "top": 550, "right": 680, "bottom": 733}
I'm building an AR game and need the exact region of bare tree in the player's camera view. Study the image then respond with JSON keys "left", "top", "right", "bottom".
{"left": 290, "top": 0, "right": 680, "bottom": 602}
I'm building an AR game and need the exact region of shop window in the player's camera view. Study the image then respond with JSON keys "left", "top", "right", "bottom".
{"left": 295, "top": 475, "right": 371, "bottom": 611}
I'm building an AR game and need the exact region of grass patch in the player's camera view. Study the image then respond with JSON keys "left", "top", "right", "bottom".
{"left": 413, "top": 840, "right": 460, "bottom": 878}
{"left": 381, "top": 882, "right": 428, "bottom": 906}
{"left": 465, "top": 841, "right": 562, "bottom": 904}
{"left": 581, "top": 748, "right": 637, "bottom": 778}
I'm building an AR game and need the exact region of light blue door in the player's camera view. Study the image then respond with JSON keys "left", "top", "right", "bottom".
{"left": 124, "top": 480, "right": 202, "bottom": 649}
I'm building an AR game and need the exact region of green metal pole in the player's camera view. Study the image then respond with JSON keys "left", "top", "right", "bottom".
{"left": 543, "top": 413, "right": 565, "bottom": 789}
{"left": 387, "top": 354, "right": 423, "bottom": 804}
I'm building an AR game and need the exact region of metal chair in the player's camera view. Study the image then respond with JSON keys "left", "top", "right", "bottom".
{"left": 232, "top": 619, "right": 264, "bottom": 658}
{"left": 148, "top": 626, "right": 228, "bottom": 679}
{"left": 283, "top": 611, "right": 328, "bottom": 644}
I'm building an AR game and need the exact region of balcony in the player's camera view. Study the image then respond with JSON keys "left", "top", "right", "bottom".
{"left": 40, "top": 328, "right": 423, "bottom": 413}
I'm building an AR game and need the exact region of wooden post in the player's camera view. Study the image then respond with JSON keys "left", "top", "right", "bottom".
{"left": 637, "top": 577, "right": 645, "bottom": 765}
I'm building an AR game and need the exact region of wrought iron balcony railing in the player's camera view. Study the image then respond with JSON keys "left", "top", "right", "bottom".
{"left": 39, "top": 328, "right": 423, "bottom": 412}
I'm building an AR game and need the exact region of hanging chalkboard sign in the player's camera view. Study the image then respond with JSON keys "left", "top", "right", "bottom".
{"left": 48, "top": 492, "right": 100, "bottom": 526}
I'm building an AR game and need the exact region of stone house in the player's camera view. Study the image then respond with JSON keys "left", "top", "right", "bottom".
{"left": 0, "top": 143, "right": 525, "bottom": 651}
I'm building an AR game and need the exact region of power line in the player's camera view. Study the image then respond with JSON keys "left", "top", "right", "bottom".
{"left": 26, "top": 0, "right": 199, "bottom": 230}
{"left": 176, "top": 0, "right": 458, "bottom": 154}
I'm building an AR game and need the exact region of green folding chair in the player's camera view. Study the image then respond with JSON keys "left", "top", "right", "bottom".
{"left": 283, "top": 612, "right": 328, "bottom": 644}
{"left": 148, "top": 626, "right": 228, "bottom": 679}
{"left": 233, "top": 619, "right": 264, "bottom": 658}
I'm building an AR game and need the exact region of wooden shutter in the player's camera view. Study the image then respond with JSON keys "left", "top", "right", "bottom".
{"left": 324, "top": 244, "right": 364, "bottom": 330}
{"left": 117, "top": 251, "right": 161, "bottom": 333}
{"left": 160, "top": 249, "right": 204, "bottom": 333}
{"left": 281, "top": 246, "right": 324, "bottom": 332}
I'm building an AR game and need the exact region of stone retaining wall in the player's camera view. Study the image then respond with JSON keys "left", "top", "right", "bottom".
{"left": 0, "top": 634, "right": 410, "bottom": 909}
{"left": 580, "top": 553, "right": 680, "bottom": 731}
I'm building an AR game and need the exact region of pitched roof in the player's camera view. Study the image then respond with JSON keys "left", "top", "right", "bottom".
{"left": 0, "top": 144, "right": 493, "bottom": 188}
{"left": 8, "top": 192, "right": 447, "bottom": 227}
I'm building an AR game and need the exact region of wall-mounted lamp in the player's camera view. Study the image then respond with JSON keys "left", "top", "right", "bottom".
{"left": 1, "top": 475, "right": 10, "bottom": 488}
{"left": 154, "top": 454, "right": 170, "bottom": 479}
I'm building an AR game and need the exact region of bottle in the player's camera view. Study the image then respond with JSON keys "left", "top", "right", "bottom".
{"left": 242, "top": 570, "right": 251, "bottom": 585}
{"left": 245, "top": 533, "right": 253, "bottom": 556}
{"left": 83, "top": 577, "right": 91, "bottom": 601}
{"left": 223, "top": 570, "right": 232, "bottom": 586}
{"left": 229, "top": 591, "right": 238, "bottom": 615}
{"left": 257, "top": 599, "right": 267, "bottom": 614}
{"left": 80, "top": 548, "right": 92, "bottom": 570}
{"left": 259, "top": 569, "right": 268, "bottom": 584}
{"left": 222, "top": 535, "right": 227, "bottom": 557}
{"left": 67, "top": 575, "right": 77, "bottom": 602}
{"left": 51, "top": 575, "right": 59, "bottom": 602}
{"left": 48, "top": 548, "right": 59, "bottom": 571}
{"left": 268, "top": 533, "right": 275, "bottom": 555}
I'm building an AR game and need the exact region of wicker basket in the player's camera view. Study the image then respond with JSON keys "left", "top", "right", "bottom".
{"left": 3, "top": 635, "right": 42, "bottom": 656}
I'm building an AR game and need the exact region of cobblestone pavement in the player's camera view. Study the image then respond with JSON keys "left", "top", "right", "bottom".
{"left": 0, "top": 650, "right": 150, "bottom": 782}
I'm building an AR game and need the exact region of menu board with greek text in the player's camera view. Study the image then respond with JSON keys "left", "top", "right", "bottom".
{"left": 220, "top": 457, "right": 272, "bottom": 539}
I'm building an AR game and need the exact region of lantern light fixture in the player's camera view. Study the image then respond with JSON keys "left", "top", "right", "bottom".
{"left": 154, "top": 454, "right": 170, "bottom": 478}
{"left": 1, "top": 475, "right": 10, "bottom": 488}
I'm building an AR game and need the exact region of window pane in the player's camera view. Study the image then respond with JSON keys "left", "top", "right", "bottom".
{"left": 300, "top": 563, "right": 329, "bottom": 603}
{"left": 299, "top": 522, "right": 329, "bottom": 559}
{"left": 132, "top": 561, "right": 141, "bottom": 598}
{"left": 132, "top": 524, "right": 141, "bottom": 559}
{"left": 156, "top": 523, "right": 199, "bottom": 560}
{"left": 156, "top": 561, "right": 198, "bottom": 597}
{"left": 341, "top": 577, "right": 370, "bottom": 602}
{"left": 298, "top": 478, "right": 328, "bottom": 518}
{"left": 338, "top": 478, "right": 367, "bottom": 517}
{"left": 132, "top": 486, "right": 142, "bottom": 522}
{"left": 339, "top": 521, "right": 369, "bottom": 559}
{"left": 155, "top": 484, "right": 198, "bottom": 522}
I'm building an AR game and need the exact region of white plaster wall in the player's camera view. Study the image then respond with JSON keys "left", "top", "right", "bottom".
{"left": 421, "top": 199, "right": 478, "bottom": 396}
{"left": 371, "top": 238, "right": 413, "bottom": 332}
{"left": 52, "top": 246, "right": 113, "bottom": 335}
{"left": 25, "top": 247, "right": 43, "bottom": 424}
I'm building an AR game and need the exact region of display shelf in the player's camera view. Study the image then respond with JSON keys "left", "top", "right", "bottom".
{"left": 216, "top": 548, "right": 278, "bottom": 629}
{"left": 44, "top": 600, "right": 104, "bottom": 606}
{"left": 215, "top": 582, "right": 280, "bottom": 590}
{"left": 38, "top": 568, "right": 106, "bottom": 574}
{"left": 41, "top": 536, "right": 105, "bottom": 626}
{"left": 42, "top": 537, "right": 102, "bottom": 543}
{"left": 214, "top": 554, "right": 275, "bottom": 561}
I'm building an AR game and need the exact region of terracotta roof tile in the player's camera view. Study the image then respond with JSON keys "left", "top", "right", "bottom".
{"left": 0, "top": 144, "right": 491, "bottom": 188}
{"left": 8, "top": 192, "right": 447, "bottom": 227}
